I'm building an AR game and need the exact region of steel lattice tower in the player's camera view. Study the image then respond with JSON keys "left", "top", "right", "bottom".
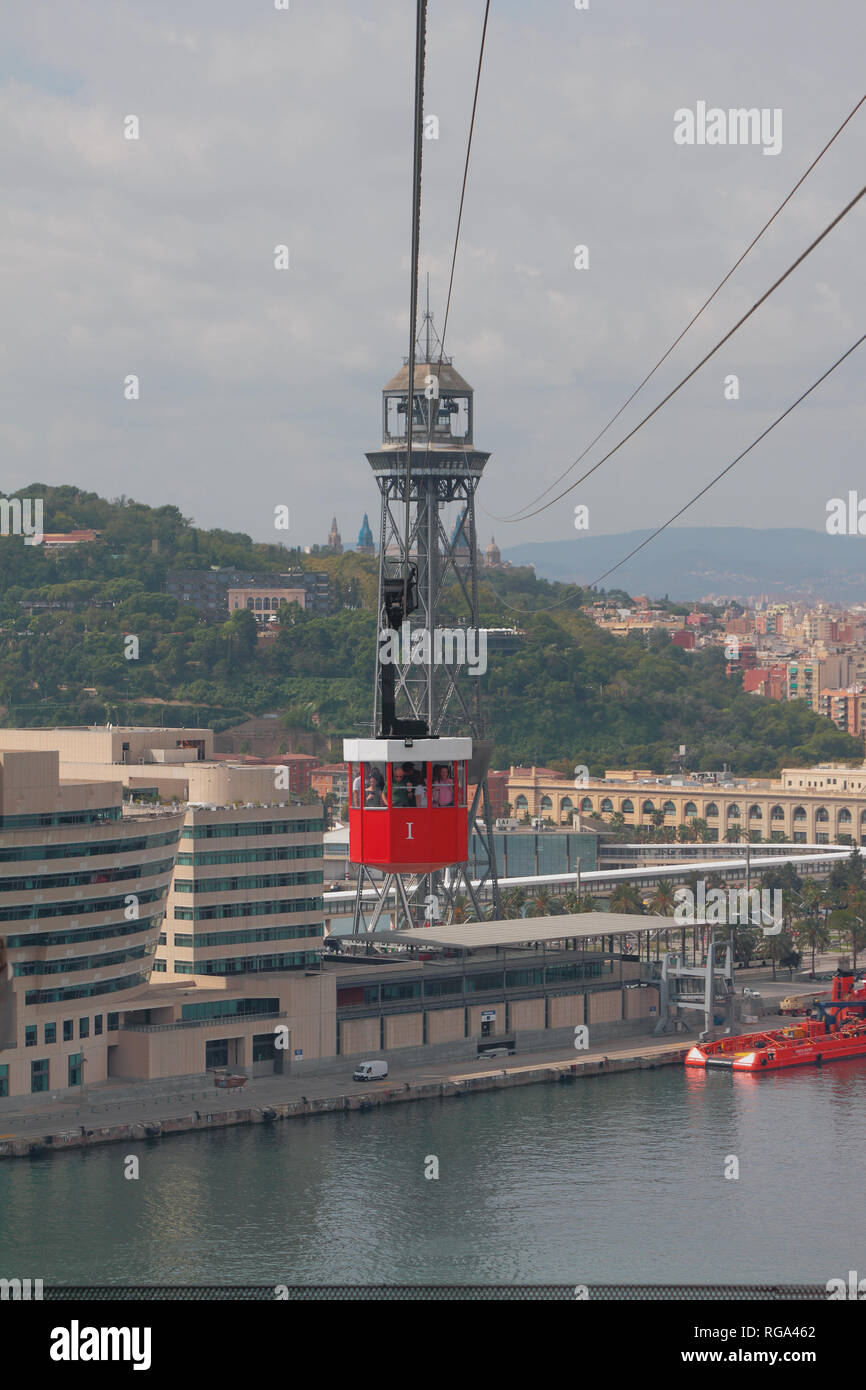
{"left": 351, "top": 305, "right": 502, "bottom": 932}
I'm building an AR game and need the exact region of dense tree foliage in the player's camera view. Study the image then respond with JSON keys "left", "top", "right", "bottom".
{"left": 0, "top": 485, "right": 860, "bottom": 774}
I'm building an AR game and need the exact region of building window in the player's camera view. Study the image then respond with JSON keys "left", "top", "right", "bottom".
{"left": 423, "top": 977, "right": 461, "bottom": 998}
{"left": 44, "top": 1023, "right": 56, "bottom": 1044}
{"left": 25, "top": 1025, "right": 36, "bottom": 1047}
{"left": 662, "top": 801, "right": 676, "bottom": 816}
{"left": 152, "top": 959, "right": 167, "bottom": 972}
{"left": 838, "top": 809, "right": 852, "bottom": 824}
{"left": 62, "top": 1020, "right": 73, "bottom": 1041}
{"left": 68, "top": 1053, "right": 83, "bottom": 1087}
{"left": 31, "top": 1059, "right": 50, "bottom": 1094}
{"left": 181, "top": 998, "right": 280, "bottom": 1022}
{"left": 816, "top": 807, "right": 829, "bottom": 823}
{"left": 79, "top": 1017, "right": 89, "bottom": 1038}
{"left": 252, "top": 1034, "right": 276, "bottom": 1063}
{"left": 749, "top": 805, "right": 762, "bottom": 820}
{"left": 684, "top": 802, "right": 697, "bottom": 817}
{"left": 205, "top": 1039, "right": 229, "bottom": 1069}
{"left": 107, "top": 1013, "right": 119, "bottom": 1032}
{"left": 705, "top": 803, "right": 719, "bottom": 818}
{"left": 622, "top": 799, "right": 634, "bottom": 814}
{"left": 505, "top": 968, "right": 543, "bottom": 988}
{"left": 94, "top": 1015, "right": 103, "bottom": 1035}
{"left": 381, "top": 981, "right": 422, "bottom": 1002}
{"left": 465, "top": 971, "right": 503, "bottom": 993}
{"left": 0, "top": 1064, "right": 8, "bottom": 1098}
{"left": 771, "top": 805, "right": 785, "bottom": 820}
{"left": 642, "top": 801, "right": 655, "bottom": 814}
{"left": 727, "top": 804, "right": 740, "bottom": 819}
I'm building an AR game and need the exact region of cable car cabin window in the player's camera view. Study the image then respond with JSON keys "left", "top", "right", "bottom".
{"left": 390, "top": 761, "right": 428, "bottom": 808}
{"left": 363, "top": 764, "right": 387, "bottom": 808}
{"left": 350, "top": 765, "right": 362, "bottom": 809}
{"left": 432, "top": 762, "right": 455, "bottom": 807}
{"left": 456, "top": 762, "right": 467, "bottom": 808}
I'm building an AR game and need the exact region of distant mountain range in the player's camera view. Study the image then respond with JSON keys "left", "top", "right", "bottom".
{"left": 500, "top": 528, "right": 866, "bottom": 604}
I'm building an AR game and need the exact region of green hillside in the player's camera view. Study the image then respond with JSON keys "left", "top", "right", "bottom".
{"left": 0, "top": 484, "right": 860, "bottom": 775}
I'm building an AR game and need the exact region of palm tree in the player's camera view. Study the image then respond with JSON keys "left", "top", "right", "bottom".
{"left": 608, "top": 882, "right": 645, "bottom": 915}
{"left": 841, "top": 885, "right": 866, "bottom": 973}
{"left": 647, "top": 881, "right": 676, "bottom": 916}
{"left": 646, "top": 880, "right": 676, "bottom": 959}
{"left": 501, "top": 888, "right": 526, "bottom": 920}
{"left": 451, "top": 894, "right": 469, "bottom": 924}
{"left": 765, "top": 930, "right": 795, "bottom": 981}
{"left": 794, "top": 917, "right": 830, "bottom": 975}
{"left": 525, "top": 887, "right": 563, "bottom": 918}
{"left": 734, "top": 928, "right": 759, "bottom": 969}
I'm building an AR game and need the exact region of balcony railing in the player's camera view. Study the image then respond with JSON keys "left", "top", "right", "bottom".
{"left": 122, "top": 1011, "right": 288, "bottom": 1033}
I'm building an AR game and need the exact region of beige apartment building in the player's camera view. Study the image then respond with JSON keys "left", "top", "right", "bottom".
{"left": 0, "top": 749, "right": 184, "bottom": 1099}
{"left": 0, "top": 730, "right": 328, "bottom": 1097}
{"left": 0, "top": 728, "right": 326, "bottom": 981}
{"left": 508, "top": 763, "right": 866, "bottom": 845}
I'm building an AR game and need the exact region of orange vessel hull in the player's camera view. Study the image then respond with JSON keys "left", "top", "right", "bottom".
{"left": 685, "top": 1020, "right": 866, "bottom": 1071}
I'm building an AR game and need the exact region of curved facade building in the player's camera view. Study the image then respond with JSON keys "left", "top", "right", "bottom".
{"left": 0, "top": 750, "right": 183, "bottom": 1098}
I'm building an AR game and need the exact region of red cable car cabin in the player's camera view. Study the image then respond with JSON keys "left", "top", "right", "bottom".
{"left": 343, "top": 737, "right": 471, "bottom": 873}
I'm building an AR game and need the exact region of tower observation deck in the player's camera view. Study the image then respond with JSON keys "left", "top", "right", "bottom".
{"left": 351, "top": 307, "right": 501, "bottom": 930}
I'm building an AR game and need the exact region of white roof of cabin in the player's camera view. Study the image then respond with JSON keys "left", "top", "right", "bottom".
{"left": 343, "top": 737, "right": 472, "bottom": 762}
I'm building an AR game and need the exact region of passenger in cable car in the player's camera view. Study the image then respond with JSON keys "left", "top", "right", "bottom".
{"left": 391, "top": 763, "right": 414, "bottom": 807}
{"left": 411, "top": 765, "right": 427, "bottom": 807}
{"left": 365, "top": 768, "right": 385, "bottom": 807}
{"left": 432, "top": 763, "right": 454, "bottom": 806}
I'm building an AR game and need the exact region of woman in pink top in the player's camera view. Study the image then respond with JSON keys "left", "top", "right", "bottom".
{"left": 432, "top": 763, "right": 453, "bottom": 806}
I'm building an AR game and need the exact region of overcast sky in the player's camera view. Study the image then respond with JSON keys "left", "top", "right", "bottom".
{"left": 2, "top": 0, "right": 864, "bottom": 558}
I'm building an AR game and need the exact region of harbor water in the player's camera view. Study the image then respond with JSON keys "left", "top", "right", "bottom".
{"left": 3, "top": 1062, "right": 865, "bottom": 1288}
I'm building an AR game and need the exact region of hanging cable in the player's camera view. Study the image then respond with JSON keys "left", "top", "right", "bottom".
{"left": 584, "top": 331, "right": 866, "bottom": 590}
{"left": 416, "top": 0, "right": 491, "bottom": 585}
{"left": 496, "top": 90, "right": 866, "bottom": 521}
{"left": 403, "top": 0, "right": 428, "bottom": 614}
{"left": 436, "top": 0, "right": 491, "bottom": 377}
{"left": 491, "top": 330, "right": 865, "bottom": 616}
{"left": 486, "top": 181, "right": 866, "bottom": 524}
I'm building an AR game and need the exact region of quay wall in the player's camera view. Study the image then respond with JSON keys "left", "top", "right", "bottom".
{"left": 0, "top": 1044, "right": 689, "bottom": 1160}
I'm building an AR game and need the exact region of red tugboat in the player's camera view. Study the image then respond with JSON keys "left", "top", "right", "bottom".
{"left": 685, "top": 967, "right": 866, "bottom": 1071}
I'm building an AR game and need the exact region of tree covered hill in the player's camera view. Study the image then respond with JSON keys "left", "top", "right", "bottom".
{"left": 0, "top": 484, "right": 860, "bottom": 774}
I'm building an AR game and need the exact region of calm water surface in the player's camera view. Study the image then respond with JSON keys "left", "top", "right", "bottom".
{"left": 2, "top": 1064, "right": 865, "bottom": 1286}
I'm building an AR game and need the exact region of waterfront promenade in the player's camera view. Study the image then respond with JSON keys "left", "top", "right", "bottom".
{"left": 0, "top": 965, "right": 822, "bottom": 1157}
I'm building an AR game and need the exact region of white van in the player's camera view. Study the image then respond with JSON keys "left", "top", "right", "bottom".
{"left": 353, "top": 1060, "right": 389, "bottom": 1081}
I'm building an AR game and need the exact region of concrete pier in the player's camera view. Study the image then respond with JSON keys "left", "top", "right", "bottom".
{"left": 0, "top": 1034, "right": 692, "bottom": 1159}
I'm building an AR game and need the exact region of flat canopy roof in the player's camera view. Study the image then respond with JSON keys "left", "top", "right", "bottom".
{"left": 345, "top": 912, "right": 671, "bottom": 950}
